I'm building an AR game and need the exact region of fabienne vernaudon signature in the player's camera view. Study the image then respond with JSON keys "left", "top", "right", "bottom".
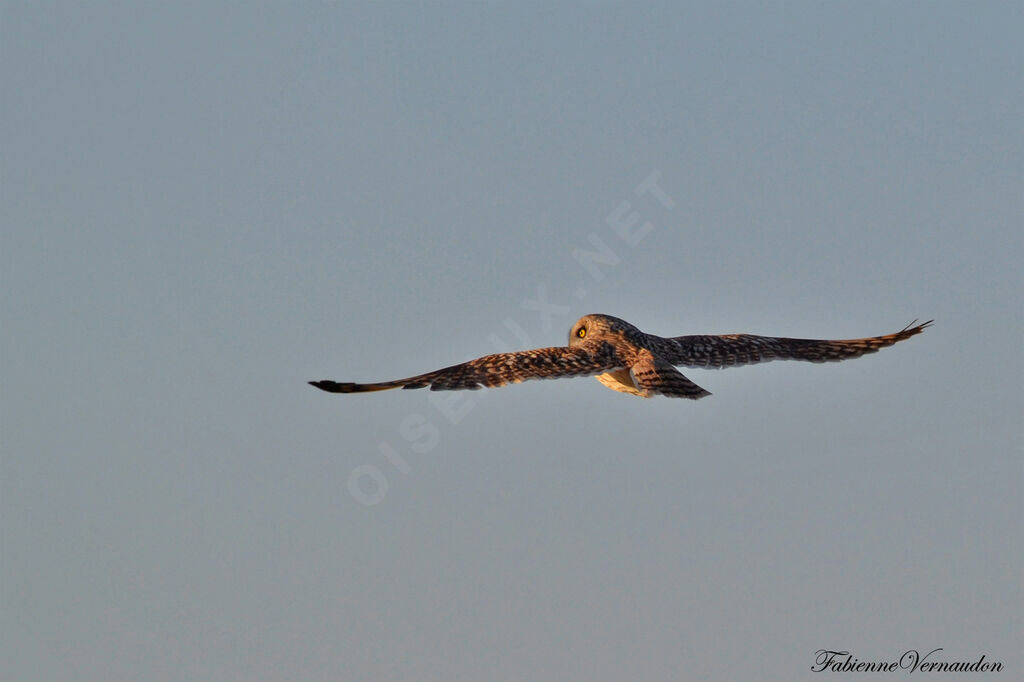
{"left": 813, "top": 649, "right": 1003, "bottom": 673}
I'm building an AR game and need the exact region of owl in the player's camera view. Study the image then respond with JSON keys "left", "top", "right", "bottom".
{"left": 310, "top": 315, "right": 932, "bottom": 399}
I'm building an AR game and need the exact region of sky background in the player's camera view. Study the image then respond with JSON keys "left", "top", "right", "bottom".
{"left": 1, "top": 3, "right": 1021, "bottom": 681}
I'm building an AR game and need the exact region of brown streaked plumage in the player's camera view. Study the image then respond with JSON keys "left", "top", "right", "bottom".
{"left": 310, "top": 315, "right": 932, "bottom": 400}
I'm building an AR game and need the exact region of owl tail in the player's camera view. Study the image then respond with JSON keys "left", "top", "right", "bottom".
{"left": 629, "top": 351, "right": 712, "bottom": 400}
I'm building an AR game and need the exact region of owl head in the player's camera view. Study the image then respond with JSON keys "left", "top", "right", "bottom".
{"left": 568, "top": 314, "right": 642, "bottom": 347}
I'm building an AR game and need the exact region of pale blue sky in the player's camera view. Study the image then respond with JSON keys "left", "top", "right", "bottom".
{"left": 2, "top": 3, "right": 1021, "bottom": 681}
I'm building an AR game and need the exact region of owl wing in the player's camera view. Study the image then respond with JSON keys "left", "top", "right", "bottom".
{"left": 656, "top": 320, "right": 933, "bottom": 369}
{"left": 310, "top": 342, "right": 623, "bottom": 393}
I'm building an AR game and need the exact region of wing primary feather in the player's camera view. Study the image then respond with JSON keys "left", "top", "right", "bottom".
{"left": 309, "top": 380, "right": 398, "bottom": 393}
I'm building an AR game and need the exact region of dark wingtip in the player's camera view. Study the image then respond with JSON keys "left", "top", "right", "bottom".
{"left": 309, "top": 380, "right": 354, "bottom": 393}
{"left": 309, "top": 380, "right": 335, "bottom": 392}
{"left": 309, "top": 380, "right": 395, "bottom": 394}
{"left": 896, "top": 319, "right": 934, "bottom": 337}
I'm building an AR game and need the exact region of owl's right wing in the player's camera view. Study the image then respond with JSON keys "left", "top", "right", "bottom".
{"left": 656, "top": 320, "right": 933, "bottom": 369}
{"left": 310, "top": 342, "right": 623, "bottom": 393}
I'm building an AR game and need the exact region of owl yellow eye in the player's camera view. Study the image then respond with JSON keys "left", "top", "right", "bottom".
{"left": 577, "top": 328, "right": 586, "bottom": 338}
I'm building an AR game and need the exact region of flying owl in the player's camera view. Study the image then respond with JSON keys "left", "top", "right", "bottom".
{"left": 309, "top": 315, "right": 932, "bottom": 400}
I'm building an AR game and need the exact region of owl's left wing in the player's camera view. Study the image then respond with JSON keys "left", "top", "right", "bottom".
{"left": 653, "top": 320, "right": 933, "bottom": 369}
{"left": 310, "top": 342, "right": 623, "bottom": 393}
